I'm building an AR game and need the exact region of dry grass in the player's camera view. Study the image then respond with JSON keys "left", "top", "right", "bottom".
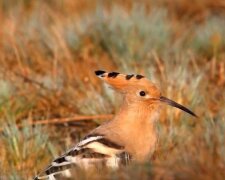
{"left": 0, "top": 0, "right": 224, "bottom": 179}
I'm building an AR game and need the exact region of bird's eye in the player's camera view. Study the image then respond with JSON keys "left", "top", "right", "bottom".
{"left": 139, "top": 91, "right": 146, "bottom": 96}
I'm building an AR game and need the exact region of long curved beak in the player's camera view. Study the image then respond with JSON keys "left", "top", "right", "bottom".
{"left": 159, "top": 96, "right": 198, "bottom": 117}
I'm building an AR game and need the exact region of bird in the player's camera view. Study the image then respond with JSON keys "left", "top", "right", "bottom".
{"left": 34, "top": 70, "right": 197, "bottom": 180}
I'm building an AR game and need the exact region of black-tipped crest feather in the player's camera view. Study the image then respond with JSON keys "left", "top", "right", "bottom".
{"left": 95, "top": 70, "right": 105, "bottom": 76}
{"left": 126, "top": 74, "right": 134, "bottom": 80}
{"left": 108, "top": 72, "right": 120, "bottom": 78}
{"left": 136, "top": 74, "right": 144, "bottom": 79}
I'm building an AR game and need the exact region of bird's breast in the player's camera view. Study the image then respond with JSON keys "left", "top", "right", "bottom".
{"left": 124, "top": 124, "right": 158, "bottom": 162}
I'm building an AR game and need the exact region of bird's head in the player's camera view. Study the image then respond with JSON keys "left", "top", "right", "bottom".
{"left": 95, "top": 70, "right": 197, "bottom": 117}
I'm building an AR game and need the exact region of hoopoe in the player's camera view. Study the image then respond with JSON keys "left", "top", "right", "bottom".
{"left": 34, "top": 70, "right": 197, "bottom": 180}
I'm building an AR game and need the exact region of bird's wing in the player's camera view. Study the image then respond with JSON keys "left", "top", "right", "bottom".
{"left": 34, "top": 134, "right": 131, "bottom": 180}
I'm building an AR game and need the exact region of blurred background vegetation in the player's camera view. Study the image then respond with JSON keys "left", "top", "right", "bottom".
{"left": 0, "top": 0, "right": 224, "bottom": 179}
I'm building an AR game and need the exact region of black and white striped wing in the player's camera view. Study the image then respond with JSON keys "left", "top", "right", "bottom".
{"left": 34, "top": 135, "right": 130, "bottom": 180}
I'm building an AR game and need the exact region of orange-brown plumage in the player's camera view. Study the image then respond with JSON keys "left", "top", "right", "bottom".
{"left": 34, "top": 70, "right": 197, "bottom": 180}
{"left": 93, "top": 70, "right": 162, "bottom": 161}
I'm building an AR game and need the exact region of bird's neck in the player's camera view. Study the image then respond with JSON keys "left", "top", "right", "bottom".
{"left": 114, "top": 101, "right": 159, "bottom": 124}
{"left": 112, "top": 101, "right": 160, "bottom": 161}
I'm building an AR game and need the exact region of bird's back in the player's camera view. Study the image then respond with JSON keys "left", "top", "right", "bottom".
{"left": 34, "top": 120, "right": 131, "bottom": 180}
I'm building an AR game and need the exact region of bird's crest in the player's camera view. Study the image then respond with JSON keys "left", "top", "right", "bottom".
{"left": 95, "top": 70, "right": 161, "bottom": 98}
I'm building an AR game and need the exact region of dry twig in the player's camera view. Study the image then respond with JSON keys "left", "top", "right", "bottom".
{"left": 0, "top": 114, "right": 113, "bottom": 132}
